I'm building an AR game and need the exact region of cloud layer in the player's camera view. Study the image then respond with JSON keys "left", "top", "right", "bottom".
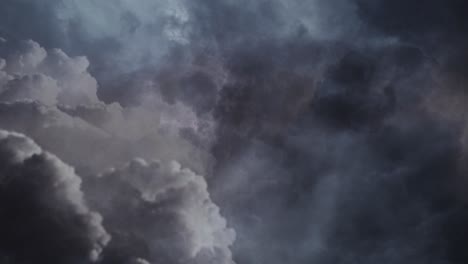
{"left": 1, "top": 1, "right": 468, "bottom": 264}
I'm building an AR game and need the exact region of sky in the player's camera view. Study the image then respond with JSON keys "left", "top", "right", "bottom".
{"left": 0, "top": 0, "right": 468, "bottom": 264}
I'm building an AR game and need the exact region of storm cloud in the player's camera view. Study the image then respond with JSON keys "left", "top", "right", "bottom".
{"left": 0, "top": 1, "right": 468, "bottom": 264}
{"left": 0, "top": 130, "right": 109, "bottom": 264}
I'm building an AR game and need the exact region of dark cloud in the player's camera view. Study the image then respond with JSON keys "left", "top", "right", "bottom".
{"left": 356, "top": 0, "right": 468, "bottom": 81}
{"left": 213, "top": 99, "right": 467, "bottom": 264}
{"left": 0, "top": 130, "right": 110, "bottom": 264}
{"left": 0, "top": 1, "right": 468, "bottom": 264}
{"left": 204, "top": 15, "right": 468, "bottom": 263}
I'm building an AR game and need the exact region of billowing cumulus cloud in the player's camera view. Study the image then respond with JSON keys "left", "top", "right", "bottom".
{"left": 0, "top": 39, "right": 99, "bottom": 106}
{"left": 85, "top": 159, "right": 235, "bottom": 264}
{"left": 0, "top": 37, "right": 232, "bottom": 264}
{"left": 0, "top": 130, "right": 110, "bottom": 264}
{"left": 0, "top": 39, "right": 214, "bottom": 174}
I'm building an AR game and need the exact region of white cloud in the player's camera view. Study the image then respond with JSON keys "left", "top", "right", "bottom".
{"left": 94, "top": 158, "right": 236, "bottom": 264}
{"left": 0, "top": 40, "right": 99, "bottom": 106}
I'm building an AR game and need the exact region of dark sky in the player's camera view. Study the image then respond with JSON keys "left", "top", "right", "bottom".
{"left": 0, "top": 1, "right": 468, "bottom": 264}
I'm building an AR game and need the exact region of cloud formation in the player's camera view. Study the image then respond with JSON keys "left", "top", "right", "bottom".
{"left": 0, "top": 130, "right": 110, "bottom": 264}
{"left": 0, "top": 1, "right": 468, "bottom": 264}
{"left": 86, "top": 159, "right": 235, "bottom": 264}
{"left": 0, "top": 37, "right": 232, "bottom": 264}
{"left": 0, "top": 39, "right": 214, "bottom": 175}
{"left": 0, "top": 39, "right": 99, "bottom": 106}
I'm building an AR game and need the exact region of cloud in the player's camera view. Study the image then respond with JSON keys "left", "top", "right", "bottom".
{"left": 0, "top": 100, "right": 116, "bottom": 172}
{"left": 0, "top": 130, "right": 110, "bottom": 264}
{"left": 0, "top": 39, "right": 99, "bottom": 106}
{"left": 0, "top": 35, "right": 232, "bottom": 263}
{"left": 0, "top": 39, "right": 214, "bottom": 175}
{"left": 130, "top": 258, "right": 151, "bottom": 264}
{"left": 0, "top": 99, "right": 213, "bottom": 176}
{"left": 1, "top": 1, "right": 468, "bottom": 264}
{"left": 0, "top": 74, "right": 60, "bottom": 105}
{"left": 85, "top": 158, "right": 235, "bottom": 264}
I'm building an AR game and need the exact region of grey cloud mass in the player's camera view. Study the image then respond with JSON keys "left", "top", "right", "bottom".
{"left": 0, "top": 37, "right": 231, "bottom": 264}
{"left": 0, "top": 1, "right": 468, "bottom": 264}
{"left": 86, "top": 159, "right": 235, "bottom": 264}
{"left": 0, "top": 130, "right": 110, "bottom": 264}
